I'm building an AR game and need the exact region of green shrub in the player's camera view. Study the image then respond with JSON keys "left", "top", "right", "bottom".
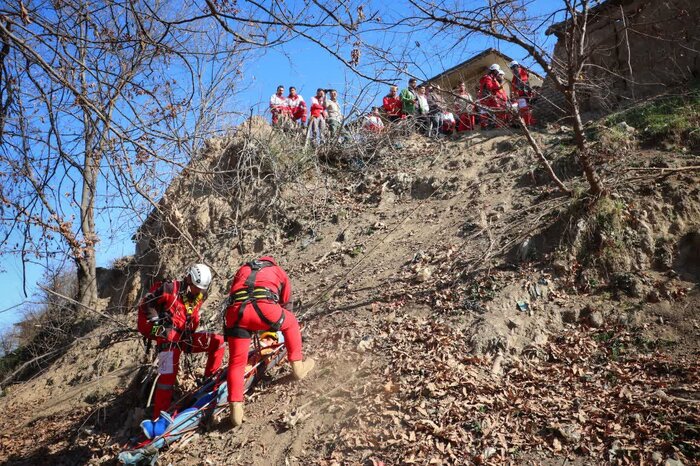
{"left": 606, "top": 85, "right": 700, "bottom": 150}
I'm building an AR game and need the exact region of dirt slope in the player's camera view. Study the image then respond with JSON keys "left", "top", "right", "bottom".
{"left": 0, "top": 124, "right": 698, "bottom": 466}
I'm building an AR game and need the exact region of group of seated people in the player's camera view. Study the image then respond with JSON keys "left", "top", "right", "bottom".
{"left": 381, "top": 60, "right": 536, "bottom": 135}
{"left": 269, "top": 85, "right": 343, "bottom": 145}
{"left": 268, "top": 61, "right": 535, "bottom": 142}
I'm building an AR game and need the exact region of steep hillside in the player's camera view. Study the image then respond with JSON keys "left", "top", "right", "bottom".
{"left": 0, "top": 120, "right": 698, "bottom": 465}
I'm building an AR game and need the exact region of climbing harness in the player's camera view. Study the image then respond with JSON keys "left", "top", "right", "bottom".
{"left": 224, "top": 259, "right": 286, "bottom": 339}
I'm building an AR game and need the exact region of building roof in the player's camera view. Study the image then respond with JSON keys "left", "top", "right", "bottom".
{"left": 423, "top": 47, "right": 544, "bottom": 86}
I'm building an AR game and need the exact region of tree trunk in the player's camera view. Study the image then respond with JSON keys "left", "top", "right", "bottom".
{"left": 568, "top": 87, "right": 605, "bottom": 196}
{"left": 75, "top": 254, "right": 97, "bottom": 308}
{"left": 76, "top": 143, "right": 100, "bottom": 309}
{"left": 77, "top": 12, "right": 98, "bottom": 310}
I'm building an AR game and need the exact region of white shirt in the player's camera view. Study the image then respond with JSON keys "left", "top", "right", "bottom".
{"left": 417, "top": 95, "right": 429, "bottom": 115}
{"left": 364, "top": 114, "right": 384, "bottom": 129}
{"left": 325, "top": 100, "right": 342, "bottom": 121}
{"left": 287, "top": 94, "right": 305, "bottom": 110}
{"left": 270, "top": 93, "right": 287, "bottom": 108}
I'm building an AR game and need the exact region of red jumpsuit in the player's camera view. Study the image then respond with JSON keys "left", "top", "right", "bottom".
{"left": 511, "top": 67, "right": 534, "bottom": 126}
{"left": 382, "top": 95, "right": 402, "bottom": 121}
{"left": 494, "top": 86, "right": 510, "bottom": 126}
{"left": 287, "top": 95, "right": 307, "bottom": 124}
{"left": 478, "top": 74, "right": 502, "bottom": 129}
{"left": 138, "top": 280, "right": 225, "bottom": 419}
{"left": 224, "top": 257, "right": 303, "bottom": 403}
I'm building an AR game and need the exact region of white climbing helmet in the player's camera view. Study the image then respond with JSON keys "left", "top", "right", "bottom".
{"left": 489, "top": 63, "right": 501, "bottom": 72}
{"left": 509, "top": 60, "right": 519, "bottom": 68}
{"left": 185, "top": 264, "right": 212, "bottom": 291}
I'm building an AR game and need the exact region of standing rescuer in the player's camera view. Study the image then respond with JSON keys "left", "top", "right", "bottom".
{"left": 137, "top": 264, "right": 225, "bottom": 419}
{"left": 478, "top": 64, "right": 503, "bottom": 129}
{"left": 223, "top": 256, "right": 315, "bottom": 427}
{"left": 509, "top": 60, "right": 534, "bottom": 126}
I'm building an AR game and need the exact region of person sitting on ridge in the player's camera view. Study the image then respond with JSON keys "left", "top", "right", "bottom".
{"left": 269, "top": 85, "right": 290, "bottom": 126}
{"left": 287, "top": 86, "right": 307, "bottom": 126}
{"left": 137, "top": 264, "right": 225, "bottom": 419}
{"left": 223, "top": 256, "right": 315, "bottom": 428}
{"left": 363, "top": 106, "right": 385, "bottom": 132}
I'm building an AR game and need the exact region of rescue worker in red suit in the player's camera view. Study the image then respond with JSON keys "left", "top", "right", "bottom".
{"left": 287, "top": 87, "right": 307, "bottom": 126}
{"left": 478, "top": 64, "right": 504, "bottom": 129}
{"left": 137, "top": 264, "right": 225, "bottom": 419}
{"left": 223, "top": 257, "right": 314, "bottom": 427}
{"left": 495, "top": 70, "right": 511, "bottom": 126}
{"left": 270, "top": 85, "right": 290, "bottom": 126}
{"left": 509, "top": 60, "right": 535, "bottom": 126}
{"left": 382, "top": 85, "right": 403, "bottom": 122}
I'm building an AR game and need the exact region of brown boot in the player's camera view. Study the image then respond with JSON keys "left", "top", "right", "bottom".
{"left": 229, "top": 402, "right": 244, "bottom": 427}
{"left": 291, "top": 358, "right": 315, "bottom": 380}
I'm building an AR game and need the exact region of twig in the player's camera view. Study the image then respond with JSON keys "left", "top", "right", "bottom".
{"left": 626, "top": 166, "right": 700, "bottom": 172}
{"left": 39, "top": 285, "right": 135, "bottom": 332}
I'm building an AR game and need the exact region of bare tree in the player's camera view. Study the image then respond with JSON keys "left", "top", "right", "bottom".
{"left": 377, "top": 0, "right": 608, "bottom": 195}
{"left": 0, "top": 1, "right": 253, "bottom": 308}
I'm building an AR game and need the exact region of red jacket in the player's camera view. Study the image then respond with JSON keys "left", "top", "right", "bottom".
{"left": 511, "top": 67, "right": 530, "bottom": 98}
{"left": 138, "top": 280, "right": 205, "bottom": 341}
{"left": 479, "top": 74, "right": 502, "bottom": 108}
{"left": 229, "top": 256, "right": 292, "bottom": 308}
{"left": 495, "top": 87, "right": 509, "bottom": 107}
{"left": 310, "top": 97, "right": 325, "bottom": 118}
{"left": 383, "top": 95, "right": 402, "bottom": 117}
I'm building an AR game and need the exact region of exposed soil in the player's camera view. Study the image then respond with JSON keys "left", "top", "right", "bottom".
{"left": 0, "top": 125, "right": 698, "bottom": 465}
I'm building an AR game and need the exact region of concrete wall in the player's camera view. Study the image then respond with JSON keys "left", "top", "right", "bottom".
{"left": 536, "top": 0, "right": 700, "bottom": 122}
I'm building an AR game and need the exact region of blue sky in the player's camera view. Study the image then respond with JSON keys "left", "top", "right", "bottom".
{"left": 0, "top": 0, "right": 561, "bottom": 334}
